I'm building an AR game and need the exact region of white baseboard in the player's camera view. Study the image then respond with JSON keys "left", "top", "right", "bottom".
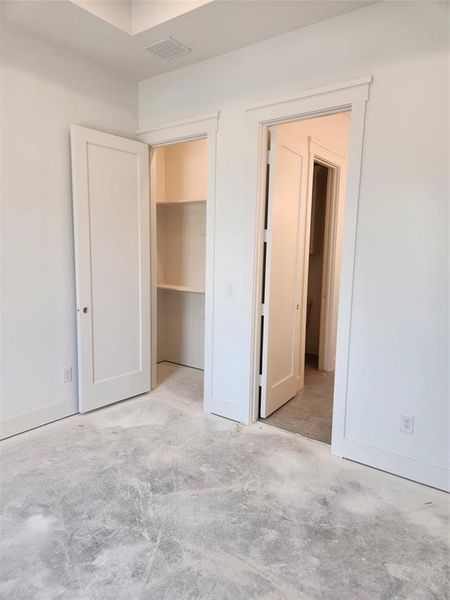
{"left": 332, "top": 437, "right": 449, "bottom": 492}
{"left": 163, "top": 352, "right": 204, "bottom": 371}
{"left": 1, "top": 399, "right": 78, "bottom": 440}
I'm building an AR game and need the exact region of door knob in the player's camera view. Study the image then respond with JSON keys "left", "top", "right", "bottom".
{"left": 83, "top": 307, "right": 88, "bottom": 313}
{"left": 296, "top": 304, "right": 300, "bottom": 310}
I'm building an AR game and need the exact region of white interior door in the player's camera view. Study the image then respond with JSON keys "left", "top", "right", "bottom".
{"left": 71, "top": 126, "right": 150, "bottom": 412}
{"left": 260, "top": 129, "right": 305, "bottom": 418}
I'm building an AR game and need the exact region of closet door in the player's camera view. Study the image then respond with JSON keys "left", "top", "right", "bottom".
{"left": 260, "top": 129, "right": 305, "bottom": 418}
{"left": 71, "top": 126, "right": 150, "bottom": 412}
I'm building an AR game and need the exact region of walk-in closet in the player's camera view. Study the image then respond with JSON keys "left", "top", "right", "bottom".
{"left": 151, "top": 138, "right": 207, "bottom": 402}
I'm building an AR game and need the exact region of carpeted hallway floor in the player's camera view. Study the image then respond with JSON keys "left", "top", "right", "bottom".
{"left": 1, "top": 364, "right": 448, "bottom": 599}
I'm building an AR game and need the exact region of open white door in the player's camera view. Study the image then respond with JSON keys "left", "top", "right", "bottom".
{"left": 71, "top": 126, "right": 150, "bottom": 412}
{"left": 260, "top": 129, "right": 306, "bottom": 418}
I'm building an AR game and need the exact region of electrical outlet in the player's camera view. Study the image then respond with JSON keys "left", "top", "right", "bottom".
{"left": 63, "top": 367, "right": 72, "bottom": 383}
{"left": 400, "top": 414, "right": 415, "bottom": 435}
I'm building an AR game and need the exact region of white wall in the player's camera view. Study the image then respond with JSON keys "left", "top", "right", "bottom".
{"left": 154, "top": 140, "right": 207, "bottom": 370}
{"left": 0, "top": 21, "right": 138, "bottom": 436}
{"left": 139, "top": 1, "right": 449, "bottom": 487}
{"left": 131, "top": 0, "right": 212, "bottom": 33}
{"left": 70, "top": 0, "right": 132, "bottom": 32}
{"left": 157, "top": 289, "right": 205, "bottom": 369}
{"left": 162, "top": 139, "right": 207, "bottom": 203}
{"left": 278, "top": 114, "right": 350, "bottom": 157}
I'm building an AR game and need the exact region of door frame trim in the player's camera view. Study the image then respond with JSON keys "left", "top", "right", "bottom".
{"left": 138, "top": 112, "right": 219, "bottom": 413}
{"left": 307, "top": 140, "right": 347, "bottom": 373}
{"left": 246, "top": 78, "right": 371, "bottom": 459}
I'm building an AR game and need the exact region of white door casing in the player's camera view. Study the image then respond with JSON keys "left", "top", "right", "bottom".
{"left": 249, "top": 80, "right": 448, "bottom": 490}
{"left": 248, "top": 79, "right": 372, "bottom": 431}
{"left": 260, "top": 128, "right": 306, "bottom": 418}
{"left": 71, "top": 125, "right": 151, "bottom": 412}
{"left": 138, "top": 113, "right": 225, "bottom": 418}
{"left": 306, "top": 140, "right": 348, "bottom": 373}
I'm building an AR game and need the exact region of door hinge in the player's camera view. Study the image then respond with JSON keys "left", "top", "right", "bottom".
{"left": 267, "top": 150, "right": 272, "bottom": 164}
{"left": 263, "top": 229, "right": 269, "bottom": 242}
{"left": 258, "top": 374, "right": 264, "bottom": 386}
{"left": 260, "top": 303, "right": 266, "bottom": 316}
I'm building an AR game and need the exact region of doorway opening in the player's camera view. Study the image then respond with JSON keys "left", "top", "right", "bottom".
{"left": 150, "top": 137, "right": 207, "bottom": 411}
{"left": 258, "top": 111, "right": 350, "bottom": 444}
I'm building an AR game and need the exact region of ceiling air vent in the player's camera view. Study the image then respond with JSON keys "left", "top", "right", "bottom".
{"left": 145, "top": 37, "right": 192, "bottom": 61}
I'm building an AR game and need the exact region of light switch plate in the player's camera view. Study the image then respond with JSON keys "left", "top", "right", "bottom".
{"left": 225, "top": 282, "right": 235, "bottom": 297}
{"left": 63, "top": 367, "right": 72, "bottom": 383}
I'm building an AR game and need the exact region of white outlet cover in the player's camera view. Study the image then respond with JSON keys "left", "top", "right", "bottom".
{"left": 400, "top": 414, "right": 415, "bottom": 434}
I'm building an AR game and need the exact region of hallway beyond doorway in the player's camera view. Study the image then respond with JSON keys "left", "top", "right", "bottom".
{"left": 262, "top": 355, "right": 334, "bottom": 444}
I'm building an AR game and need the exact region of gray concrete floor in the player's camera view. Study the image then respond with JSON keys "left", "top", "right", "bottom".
{"left": 262, "top": 356, "right": 334, "bottom": 444}
{"left": 1, "top": 363, "right": 449, "bottom": 599}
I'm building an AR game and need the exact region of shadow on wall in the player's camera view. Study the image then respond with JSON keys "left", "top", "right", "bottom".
{"left": 1, "top": 20, "right": 137, "bottom": 118}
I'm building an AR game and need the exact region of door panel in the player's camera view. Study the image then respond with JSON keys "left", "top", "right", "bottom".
{"left": 71, "top": 126, "right": 150, "bottom": 412}
{"left": 260, "top": 129, "right": 305, "bottom": 418}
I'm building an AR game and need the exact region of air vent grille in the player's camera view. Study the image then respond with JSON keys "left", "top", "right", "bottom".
{"left": 145, "top": 37, "right": 192, "bottom": 61}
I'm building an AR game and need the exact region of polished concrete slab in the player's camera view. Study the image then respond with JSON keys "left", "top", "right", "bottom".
{"left": 1, "top": 364, "right": 448, "bottom": 599}
{"left": 262, "top": 358, "right": 334, "bottom": 444}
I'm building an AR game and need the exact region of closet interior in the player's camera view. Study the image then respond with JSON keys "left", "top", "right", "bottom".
{"left": 152, "top": 138, "right": 207, "bottom": 392}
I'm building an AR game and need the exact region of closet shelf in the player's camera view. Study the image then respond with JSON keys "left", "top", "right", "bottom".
{"left": 156, "top": 199, "right": 206, "bottom": 206}
{"left": 157, "top": 283, "right": 205, "bottom": 294}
